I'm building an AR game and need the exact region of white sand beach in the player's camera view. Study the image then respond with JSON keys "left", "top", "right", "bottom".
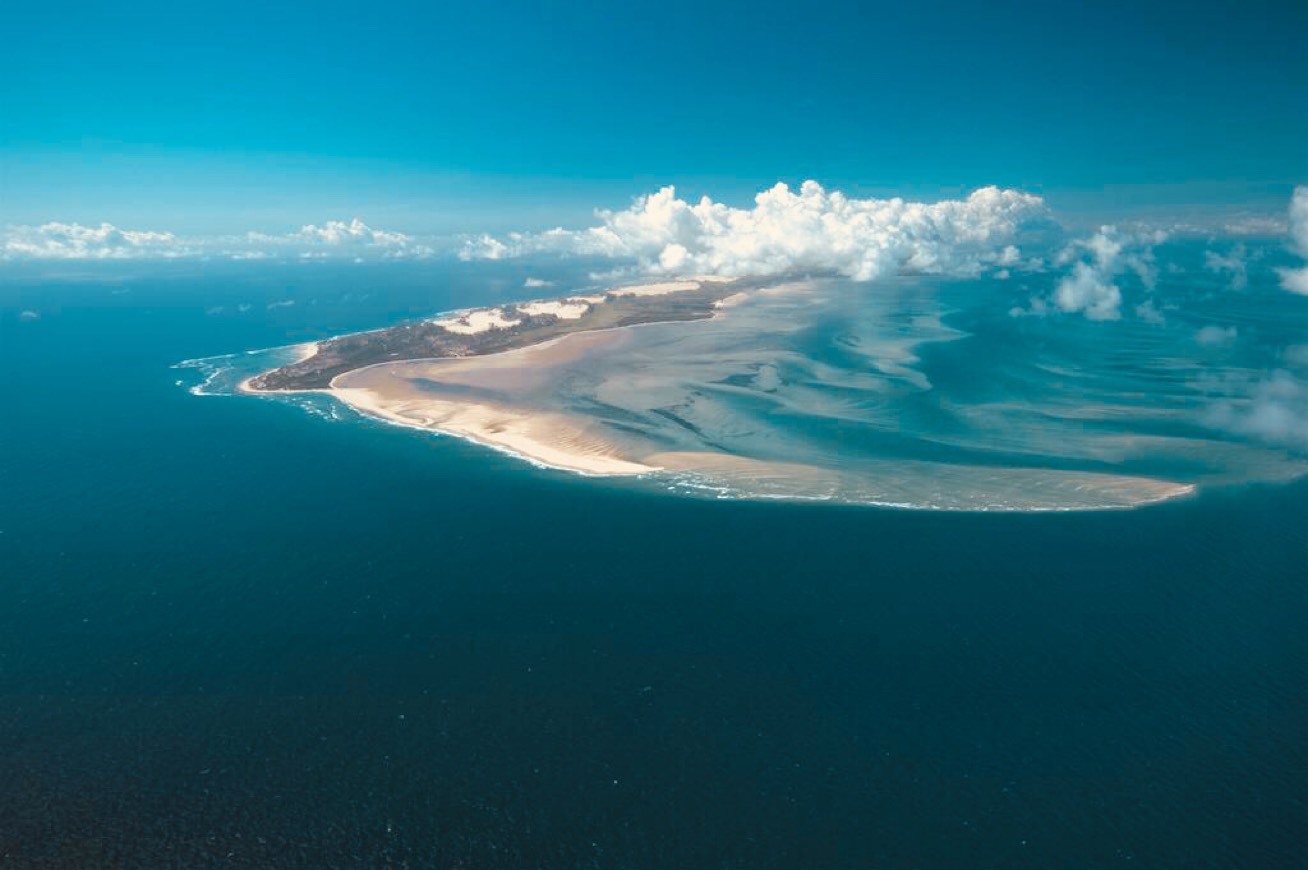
{"left": 330, "top": 385, "right": 656, "bottom": 475}
{"left": 329, "top": 328, "right": 655, "bottom": 476}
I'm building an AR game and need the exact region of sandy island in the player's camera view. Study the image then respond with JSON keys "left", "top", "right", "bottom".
{"left": 235, "top": 278, "right": 1201, "bottom": 509}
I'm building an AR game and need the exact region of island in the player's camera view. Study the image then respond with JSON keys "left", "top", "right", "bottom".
{"left": 232, "top": 274, "right": 1202, "bottom": 509}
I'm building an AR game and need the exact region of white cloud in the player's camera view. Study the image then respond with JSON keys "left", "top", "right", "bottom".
{"left": 1195, "top": 325, "right": 1238, "bottom": 346}
{"left": 292, "top": 217, "right": 410, "bottom": 248}
{"left": 1135, "top": 299, "right": 1167, "bottom": 324}
{"left": 461, "top": 182, "right": 1047, "bottom": 281}
{"left": 1289, "top": 187, "right": 1308, "bottom": 254}
{"left": 1053, "top": 261, "right": 1123, "bottom": 321}
{"left": 1283, "top": 269, "right": 1308, "bottom": 295}
{"left": 1030, "top": 226, "right": 1165, "bottom": 321}
{"left": 4, "top": 217, "right": 428, "bottom": 261}
{"left": 4, "top": 222, "right": 188, "bottom": 260}
{"left": 246, "top": 217, "right": 432, "bottom": 259}
{"left": 19, "top": 309, "right": 40, "bottom": 321}
{"left": 1204, "top": 244, "right": 1247, "bottom": 290}
{"left": 1277, "top": 186, "right": 1308, "bottom": 295}
{"left": 1223, "top": 215, "right": 1288, "bottom": 236}
{"left": 524, "top": 277, "right": 554, "bottom": 288}
{"left": 1206, "top": 370, "right": 1308, "bottom": 449}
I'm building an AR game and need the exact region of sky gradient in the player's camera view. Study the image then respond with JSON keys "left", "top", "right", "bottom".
{"left": 3, "top": 0, "right": 1305, "bottom": 233}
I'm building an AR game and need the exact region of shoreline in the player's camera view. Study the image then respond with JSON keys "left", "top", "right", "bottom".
{"left": 236, "top": 341, "right": 320, "bottom": 395}
{"left": 330, "top": 384, "right": 658, "bottom": 477}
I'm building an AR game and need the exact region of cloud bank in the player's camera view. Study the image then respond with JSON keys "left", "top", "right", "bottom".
{"left": 461, "top": 182, "right": 1048, "bottom": 281}
{"left": 1277, "top": 186, "right": 1308, "bottom": 295}
{"left": 3, "top": 218, "right": 429, "bottom": 261}
{"left": 5, "top": 184, "right": 1300, "bottom": 293}
{"left": 4, "top": 222, "right": 189, "bottom": 260}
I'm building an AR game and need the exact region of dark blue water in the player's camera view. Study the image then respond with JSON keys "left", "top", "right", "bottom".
{"left": 2, "top": 264, "right": 1305, "bottom": 867}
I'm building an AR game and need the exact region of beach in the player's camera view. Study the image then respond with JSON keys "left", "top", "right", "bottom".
{"left": 329, "top": 327, "right": 658, "bottom": 476}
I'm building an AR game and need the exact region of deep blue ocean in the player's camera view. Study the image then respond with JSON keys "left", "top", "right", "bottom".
{"left": 1, "top": 262, "right": 1305, "bottom": 867}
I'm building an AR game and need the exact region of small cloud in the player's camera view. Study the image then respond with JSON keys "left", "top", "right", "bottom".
{"left": 1195, "top": 325, "right": 1238, "bottom": 346}
{"left": 1204, "top": 245, "right": 1248, "bottom": 290}
{"left": 1054, "top": 260, "right": 1121, "bottom": 320}
{"left": 19, "top": 309, "right": 39, "bottom": 321}
{"left": 1206, "top": 370, "right": 1308, "bottom": 449}
{"left": 524, "top": 277, "right": 554, "bottom": 288}
{"left": 1034, "top": 226, "right": 1164, "bottom": 321}
{"left": 1281, "top": 267, "right": 1308, "bottom": 296}
{"left": 1135, "top": 299, "right": 1167, "bottom": 324}
{"left": 266, "top": 299, "right": 295, "bottom": 310}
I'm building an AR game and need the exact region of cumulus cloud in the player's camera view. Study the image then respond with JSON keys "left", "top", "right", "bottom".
{"left": 4, "top": 222, "right": 187, "bottom": 259}
{"left": 523, "top": 277, "right": 554, "bottom": 288}
{"left": 462, "top": 182, "right": 1048, "bottom": 281}
{"left": 1024, "top": 226, "right": 1165, "bottom": 321}
{"left": 1206, "top": 370, "right": 1308, "bottom": 449}
{"left": 1277, "top": 186, "right": 1308, "bottom": 295}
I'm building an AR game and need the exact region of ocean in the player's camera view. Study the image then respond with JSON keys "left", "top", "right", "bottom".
{"left": 1, "top": 261, "right": 1304, "bottom": 867}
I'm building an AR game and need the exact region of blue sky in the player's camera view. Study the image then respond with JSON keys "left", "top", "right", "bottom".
{"left": 2, "top": 0, "right": 1304, "bottom": 233}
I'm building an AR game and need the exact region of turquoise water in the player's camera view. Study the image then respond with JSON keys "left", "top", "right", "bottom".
{"left": 1, "top": 261, "right": 1305, "bottom": 865}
